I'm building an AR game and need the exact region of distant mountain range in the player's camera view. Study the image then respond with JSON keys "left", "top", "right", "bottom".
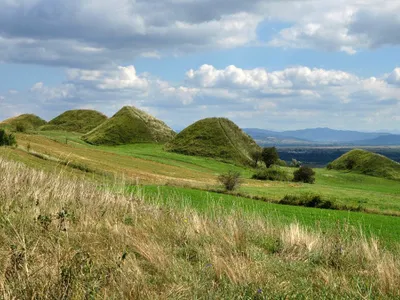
{"left": 243, "top": 127, "right": 400, "bottom": 146}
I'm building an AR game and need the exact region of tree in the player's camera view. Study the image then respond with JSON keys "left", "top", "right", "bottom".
{"left": 290, "top": 158, "right": 302, "bottom": 168}
{"left": 0, "top": 129, "right": 16, "bottom": 146}
{"left": 293, "top": 166, "right": 315, "bottom": 184}
{"left": 250, "top": 149, "right": 262, "bottom": 167}
{"left": 261, "top": 147, "right": 279, "bottom": 168}
{"left": 218, "top": 170, "right": 242, "bottom": 191}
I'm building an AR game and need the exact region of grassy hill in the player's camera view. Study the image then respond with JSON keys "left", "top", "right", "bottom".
{"left": 40, "top": 109, "right": 107, "bottom": 133}
{"left": 328, "top": 149, "right": 400, "bottom": 181}
{"left": 83, "top": 106, "right": 176, "bottom": 145}
{"left": 165, "top": 117, "right": 260, "bottom": 165}
{"left": 0, "top": 114, "right": 46, "bottom": 131}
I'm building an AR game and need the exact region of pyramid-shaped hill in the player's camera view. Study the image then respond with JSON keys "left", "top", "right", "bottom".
{"left": 82, "top": 106, "right": 176, "bottom": 145}
{"left": 40, "top": 109, "right": 107, "bottom": 133}
{"left": 0, "top": 114, "right": 46, "bottom": 131}
{"left": 165, "top": 117, "right": 261, "bottom": 165}
{"left": 328, "top": 149, "right": 400, "bottom": 181}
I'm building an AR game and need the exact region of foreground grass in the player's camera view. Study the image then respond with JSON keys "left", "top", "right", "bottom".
{"left": 1, "top": 158, "right": 400, "bottom": 299}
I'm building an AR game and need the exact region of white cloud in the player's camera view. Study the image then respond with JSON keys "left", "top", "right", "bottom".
{"left": 2, "top": 63, "right": 400, "bottom": 131}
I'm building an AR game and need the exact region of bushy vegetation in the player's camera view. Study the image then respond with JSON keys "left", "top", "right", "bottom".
{"left": 40, "top": 109, "right": 107, "bottom": 133}
{"left": 328, "top": 149, "right": 400, "bottom": 181}
{"left": 218, "top": 170, "right": 242, "bottom": 191}
{"left": 252, "top": 167, "right": 291, "bottom": 181}
{"left": 165, "top": 117, "right": 260, "bottom": 165}
{"left": 0, "top": 129, "right": 16, "bottom": 146}
{"left": 293, "top": 166, "right": 316, "bottom": 183}
{"left": 0, "top": 114, "right": 46, "bottom": 131}
{"left": 83, "top": 106, "right": 176, "bottom": 145}
{"left": 280, "top": 194, "right": 334, "bottom": 209}
{"left": 1, "top": 158, "right": 400, "bottom": 299}
{"left": 261, "top": 147, "right": 279, "bottom": 168}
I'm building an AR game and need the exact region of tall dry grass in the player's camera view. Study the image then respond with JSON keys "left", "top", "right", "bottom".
{"left": 0, "top": 157, "right": 399, "bottom": 299}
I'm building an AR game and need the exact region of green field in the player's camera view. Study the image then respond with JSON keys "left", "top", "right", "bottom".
{"left": 132, "top": 185, "right": 400, "bottom": 247}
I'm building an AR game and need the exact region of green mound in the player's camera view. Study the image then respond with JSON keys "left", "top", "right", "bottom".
{"left": 40, "top": 109, "right": 107, "bottom": 133}
{"left": 0, "top": 114, "right": 47, "bottom": 131}
{"left": 165, "top": 117, "right": 261, "bottom": 165}
{"left": 82, "top": 106, "right": 176, "bottom": 145}
{"left": 328, "top": 149, "right": 400, "bottom": 181}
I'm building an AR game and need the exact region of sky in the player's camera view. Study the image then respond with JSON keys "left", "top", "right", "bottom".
{"left": 1, "top": 0, "right": 400, "bottom": 132}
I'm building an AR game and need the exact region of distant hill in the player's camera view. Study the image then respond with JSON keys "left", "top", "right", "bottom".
{"left": 40, "top": 109, "right": 107, "bottom": 133}
{"left": 243, "top": 127, "right": 394, "bottom": 145}
{"left": 0, "top": 114, "right": 47, "bottom": 131}
{"left": 83, "top": 106, "right": 176, "bottom": 145}
{"left": 243, "top": 128, "right": 312, "bottom": 146}
{"left": 354, "top": 134, "right": 400, "bottom": 146}
{"left": 165, "top": 118, "right": 260, "bottom": 165}
{"left": 328, "top": 149, "right": 400, "bottom": 181}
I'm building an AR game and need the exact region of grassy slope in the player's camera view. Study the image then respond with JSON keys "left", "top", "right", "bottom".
{"left": 83, "top": 106, "right": 176, "bottom": 145}
{"left": 330, "top": 149, "right": 400, "bottom": 181}
{"left": 40, "top": 109, "right": 107, "bottom": 133}
{"left": 136, "top": 185, "right": 400, "bottom": 246}
{"left": 165, "top": 117, "right": 260, "bottom": 165}
{"left": 0, "top": 114, "right": 46, "bottom": 131}
{"left": 2, "top": 157, "right": 400, "bottom": 299}
{"left": 3, "top": 132, "right": 400, "bottom": 215}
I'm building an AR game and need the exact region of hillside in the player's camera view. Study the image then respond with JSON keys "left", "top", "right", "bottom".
{"left": 83, "top": 106, "right": 176, "bottom": 145}
{"left": 355, "top": 134, "right": 400, "bottom": 146}
{"left": 0, "top": 114, "right": 46, "bottom": 131}
{"left": 328, "top": 149, "right": 400, "bottom": 181}
{"left": 165, "top": 118, "right": 260, "bottom": 165}
{"left": 40, "top": 109, "right": 107, "bottom": 133}
{"left": 243, "top": 128, "right": 312, "bottom": 146}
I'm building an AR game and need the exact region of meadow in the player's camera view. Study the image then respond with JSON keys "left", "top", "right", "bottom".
{"left": 1, "top": 157, "right": 400, "bottom": 299}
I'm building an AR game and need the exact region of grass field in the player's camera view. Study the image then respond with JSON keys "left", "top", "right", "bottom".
{"left": 2, "top": 157, "right": 400, "bottom": 299}
{"left": 2, "top": 131, "right": 399, "bottom": 217}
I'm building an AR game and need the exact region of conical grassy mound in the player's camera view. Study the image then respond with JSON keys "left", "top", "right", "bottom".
{"left": 328, "top": 149, "right": 400, "bottom": 181}
{"left": 83, "top": 106, "right": 176, "bottom": 145}
{"left": 165, "top": 117, "right": 261, "bottom": 165}
{"left": 0, "top": 114, "right": 46, "bottom": 131}
{"left": 40, "top": 109, "right": 107, "bottom": 133}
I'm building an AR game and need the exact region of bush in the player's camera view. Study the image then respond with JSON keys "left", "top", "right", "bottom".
{"left": 276, "top": 159, "right": 287, "bottom": 167}
{"left": 15, "top": 123, "right": 27, "bottom": 132}
{"left": 290, "top": 158, "right": 302, "bottom": 168}
{"left": 261, "top": 147, "right": 279, "bottom": 168}
{"left": 218, "top": 170, "right": 242, "bottom": 191}
{"left": 0, "top": 129, "right": 17, "bottom": 146}
{"left": 280, "top": 194, "right": 334, "bottom": 209}
{"left": 293, "top": 166, "right": 315, "bottom": 184}
{"left": 252, "top": 168, "right": 290, "bottom": 181}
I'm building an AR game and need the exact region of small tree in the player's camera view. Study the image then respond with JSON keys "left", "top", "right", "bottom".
{"left": 250, "top": 149, "right": 262, "bottom": 167}
{"left": 218, "top": 170, "right": 242, "bottom": 191}
{"left": 290, "top": 158, "right": 302, "bottom": 168}
{"left": 0, "top": 129, "right": 16, "bottom": 146}
{"left": 261, "top": 147, "right": 279, "bottom": 168}
{"left": 293, "top": 166, "right": 315, "bottom": 184}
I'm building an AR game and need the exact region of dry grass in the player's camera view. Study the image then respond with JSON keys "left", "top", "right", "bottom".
{"left": 0, "top": 158, "right": 400, "bottom": 299}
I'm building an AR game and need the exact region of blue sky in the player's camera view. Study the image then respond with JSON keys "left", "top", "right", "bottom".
{"left": 1, "top": 0, "right": 400, "bottom": 132}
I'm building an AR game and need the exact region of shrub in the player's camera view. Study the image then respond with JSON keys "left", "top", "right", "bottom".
{"left": 218, "top": 170, "right": 242, "bottom": 191}
{"left": 252, "top": 167, "right": 290, "bottom": 181}
{"left": 290, "top": 158, "right": 302, "bottom": 168}
{"left": 276, "top": 159, "right": 287, "bottom": 167}
{"left": 15, "top": 123, "right": 27, "bottom": 133}
{"left": 261, "top": 147, "right": 279, "bottom": 168}
{"left": 0, "top": 129, "right": 17, "bottom": 146}
{"left": 293, "top": 166, "right": 315, "bottom": 184}
{"left": 280, "top": 194, "right": 334, "bottom": 209}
